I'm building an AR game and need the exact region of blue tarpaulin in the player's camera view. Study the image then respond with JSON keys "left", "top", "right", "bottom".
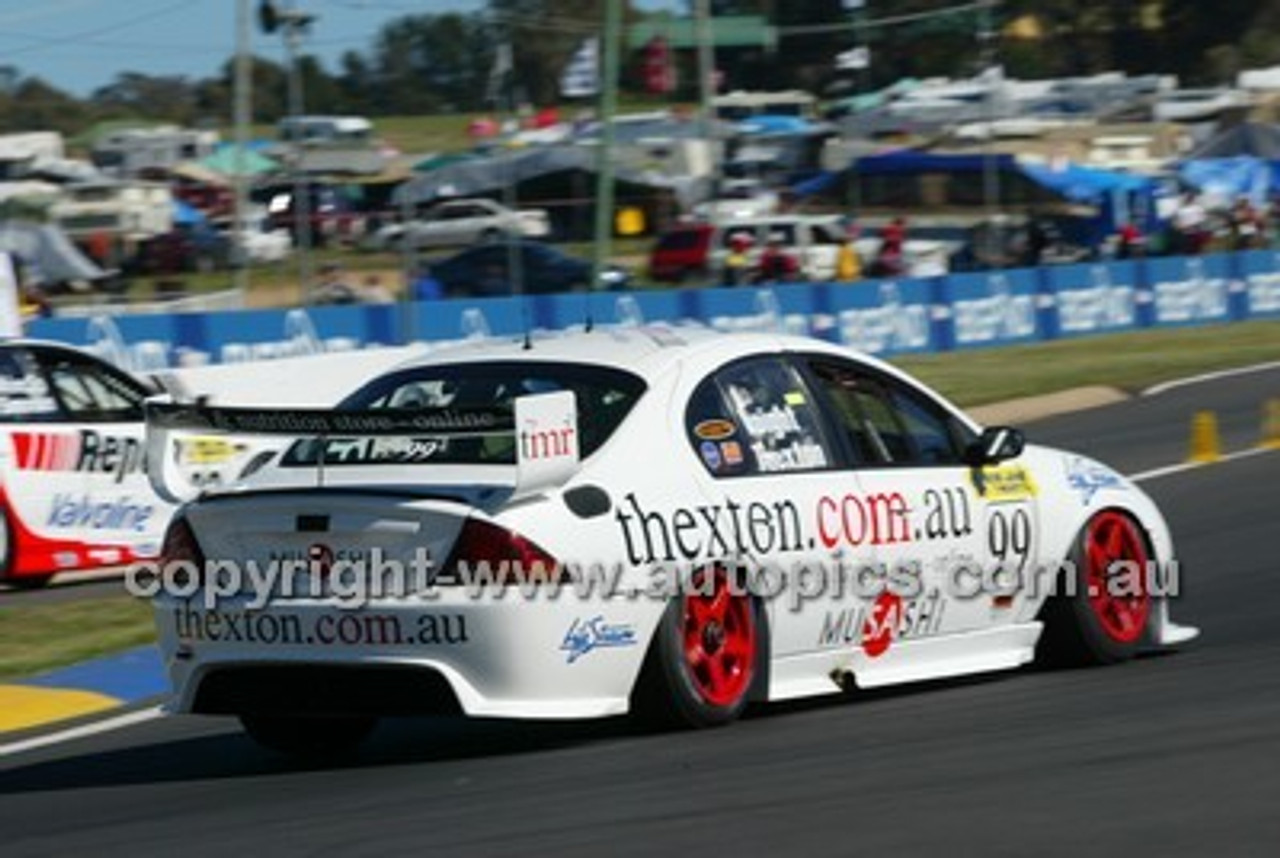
{"left": 736, "top": 115, "right": 822, "bottom": 136}
{"left": 172, "top": 199, "right": 207, "bottom": 226}
{"left": 793, "top": 151, "right": 1158, "bottom": 240}
{"left": 1177, "top": 156, "right": 1275, "bottom": 205}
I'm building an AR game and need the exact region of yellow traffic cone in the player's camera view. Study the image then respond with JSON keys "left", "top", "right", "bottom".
{"left": 1188, "top": 411, "right": 1221, "bottom": 463}
{"left": 1262, "top": 399, "right": 1280, "bottom": 451}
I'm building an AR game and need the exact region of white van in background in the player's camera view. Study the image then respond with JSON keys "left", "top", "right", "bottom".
{"left": 278, "top": 116, "right": 374, "bottom": 148}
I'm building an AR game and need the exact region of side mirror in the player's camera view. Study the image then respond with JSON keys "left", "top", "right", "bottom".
{"left": 966, "top": 426, "right": 1025, "bottom": 466}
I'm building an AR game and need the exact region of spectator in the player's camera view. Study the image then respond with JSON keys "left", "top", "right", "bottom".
{"left": 722, "top": 232, "right": 753, "bottom": 286}
{"left": 1116, "top": 220, "right": 1146, "bottom": 259}
{"left": 756, "top": 233, "right": 801, "bottom": 283}
{"left": 871, "top": 218, "right": 908, "bottom": 277}
{"left": 1173, "top": 192, "right": 1208, "bottom": 255}
{"left": 1269, "top": 195, "right": 1280, "bottom": 249}
{"left": 1230, "top": 197, "right": 1264, "bottom": 251}
{"left": 361, "top": 274, "right": 395, "bottom": 304}
{"left": 835, "top": 226, "right": 863, "bottom": 282}
{"left": 313, "top": 262, "right": 359, "bottom": 305}
{"left": 411, "top": 264, "right": 444, "bottom": 301}
{"left": 882, "top": 216, "right": 907, "bottom": 250}
{"left": 1025, "top": 216, "right": 1050, "bottom": 266}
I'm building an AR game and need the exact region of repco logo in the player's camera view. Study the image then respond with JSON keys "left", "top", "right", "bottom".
{"left": 11, "top": 430, "right": 145, "bottom": 483}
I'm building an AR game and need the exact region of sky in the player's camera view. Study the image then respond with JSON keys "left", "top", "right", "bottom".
{"left": 0, "top": 0, "right": 675, "bottom": 98}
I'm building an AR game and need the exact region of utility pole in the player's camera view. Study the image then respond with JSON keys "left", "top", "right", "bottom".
{"left": 694, "top": 0, "right": 718, "bottom": 279}
{"left": 978, "top": 0, "right": 1001, "bottom": 266}
{"left": 232, "top": 0, "right": 252, "bottom": 296}
{"left": 591, "top": 0, "right": 624, "bottom": 289}
{"left": 845, "top": 0, "right": 869, "bottom": 216}
{"left": 260, "top": 1, "right": 317, "bottom": 301}
{"left": 282, "top": 3, "right": 314, "bottom": 301}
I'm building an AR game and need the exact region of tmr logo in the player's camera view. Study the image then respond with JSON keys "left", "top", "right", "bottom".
{"left": 11, "top": 430, "right": 144, "bottom": 483}
{"left": 519, "top": 418, "right": 576, "bottom": 461}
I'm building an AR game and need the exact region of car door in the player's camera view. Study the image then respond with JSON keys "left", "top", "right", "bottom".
{"left": 800, "top": 355, "right": 1040, "bottom": 648}
{"left": 31, "top": 347, "right": 168, "bottom": 562}
{"left": 682, "top": 355, "right": 856, "bottom": 660}
{"left": 417, "top": 204, "right": 456, "bottom": 248}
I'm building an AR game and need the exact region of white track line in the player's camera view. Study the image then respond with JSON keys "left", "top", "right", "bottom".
{"left": 0, "top": 706, "right": 162, "bottom": 759}
{"left": 1128, "top": 446, "right": 1278, "bottom": 484}
{"left": 1142, "top": 360, "right": 1280, "bottom": 398}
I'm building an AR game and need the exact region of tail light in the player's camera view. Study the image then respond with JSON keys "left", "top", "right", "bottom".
{"left": 438, "top": 518, "right": 568, "bottom": 585}
{"left": 160, "top": 517, "right": 206, "bottom": 588}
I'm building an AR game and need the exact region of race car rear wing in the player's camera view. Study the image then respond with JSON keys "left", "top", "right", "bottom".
{"left": 143, "top": 390, "right": 580, "bottom": 504}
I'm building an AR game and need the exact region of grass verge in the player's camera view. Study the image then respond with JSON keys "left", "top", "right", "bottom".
{"left": 894, "top": 318, "right": 1280, "bottom": 407}
{"left": 0, "top": 595, "right": 155, "bottom": 683}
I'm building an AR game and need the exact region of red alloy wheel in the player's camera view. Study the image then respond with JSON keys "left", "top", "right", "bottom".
{"left": 681, "top": 569, "right": 756, "bottom": 708}
{"left": 1084, "top": 511, "right": 1151, "bottom": 644}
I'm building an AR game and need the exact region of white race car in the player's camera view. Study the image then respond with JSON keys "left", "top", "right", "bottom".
{"left": 0, "top": 339, "right": 266, "bottom": 588}
{"left": 144, "top": 329, "right": 1198, "bottom": 755}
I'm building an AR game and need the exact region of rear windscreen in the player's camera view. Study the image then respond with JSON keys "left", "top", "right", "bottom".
{"left": 281, "top": 361, "right": 646, "bottom": 467}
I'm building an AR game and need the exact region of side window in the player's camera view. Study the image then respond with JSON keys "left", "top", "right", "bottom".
{"left": 687, "top": 357, "right": 833, "bottom": 477}
{"left": 0, "top": 350, "right": 61, "bottom": 423}
{"left": 814, "top": 225, "right": 844, "bottom": 246}
{"left": 887, "top": 385, "right": 970, "bottom": 465}
{"left": 808, "top": 359, "right": 971, "bottom": 467}
{"left": 39, "top": 352, "right": 144, "bottom": 421}
{"left": 808, "top": 361, "right": 896, "bottom": 463}
{"left": 684, "top": 379, "right": 751, "bottom": 477}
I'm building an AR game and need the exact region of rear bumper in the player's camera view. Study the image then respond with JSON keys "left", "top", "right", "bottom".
{"left": 154, "top": 592, "right": 662, "bottom": 720}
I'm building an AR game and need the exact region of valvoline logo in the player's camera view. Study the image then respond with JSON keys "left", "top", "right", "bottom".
{"left": 10, "top": 430, "right": 145, "bottom": 484}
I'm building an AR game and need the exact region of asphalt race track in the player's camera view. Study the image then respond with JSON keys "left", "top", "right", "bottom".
{"left": 1, "top": 368, "right": 1278, "bottom": 856}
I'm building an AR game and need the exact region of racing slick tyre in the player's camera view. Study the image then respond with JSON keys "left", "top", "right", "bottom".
{"left": 631, "top": 566, "right": 765, "bottom": 729}
{"left": 1038, "top": 510, "right": 1153, "bottom": 667}
{"left": 239, "top": 714, "right": 378, "bottom": 758}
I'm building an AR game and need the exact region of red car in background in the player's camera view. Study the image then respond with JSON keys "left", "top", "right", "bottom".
{"left": 649, "top": 223, "right": 715, "bottom": 283}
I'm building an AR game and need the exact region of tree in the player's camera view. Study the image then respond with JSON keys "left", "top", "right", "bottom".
{"left": 90, "top": 73, "right": 200, "bottom": 124}
{"left": 369, "top": 13, "right": 493, "bottom": 113}
{"left": 488, "top": 0, "right": 634, "bottom": 106}
{"left": 0, "top": 75, "right": 90, "bottom": 134}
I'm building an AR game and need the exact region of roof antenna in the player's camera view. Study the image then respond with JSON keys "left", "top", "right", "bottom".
{"left": 521, "top": 301, "right": 533, "bottom": 350}
{"left": 583, "top": 292, "right": 594, "bottom": 333}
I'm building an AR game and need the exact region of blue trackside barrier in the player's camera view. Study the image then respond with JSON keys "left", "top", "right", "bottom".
{"left": 25, "top": 249, "right": 1280, "bottom": 370}
{"left": 1236, "top": 250, "right": 1280, "bottom": 320}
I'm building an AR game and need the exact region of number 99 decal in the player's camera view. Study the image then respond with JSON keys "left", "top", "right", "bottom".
{"left": 987, "top": 505, "right": 1033, "bottom": 578}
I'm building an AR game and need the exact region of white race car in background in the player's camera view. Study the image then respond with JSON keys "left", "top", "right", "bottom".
{"left": 145, "top": 329, "right": 1198, "bottom": 755}
{"left": 0, "top": 339, "right": 264, "bottom": 588}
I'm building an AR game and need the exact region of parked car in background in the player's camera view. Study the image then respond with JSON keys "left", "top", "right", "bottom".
{"left": 431, "top": 240, "right": 627, "bottom": 297}
{"left": 372, "top": 199, "right": 552, "bottom": 251}
{"left": 650, "top": 215, "right": 848, "bottom": 283}
{"left": 259, "top": 183, "right": 366, "bottom": 246}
